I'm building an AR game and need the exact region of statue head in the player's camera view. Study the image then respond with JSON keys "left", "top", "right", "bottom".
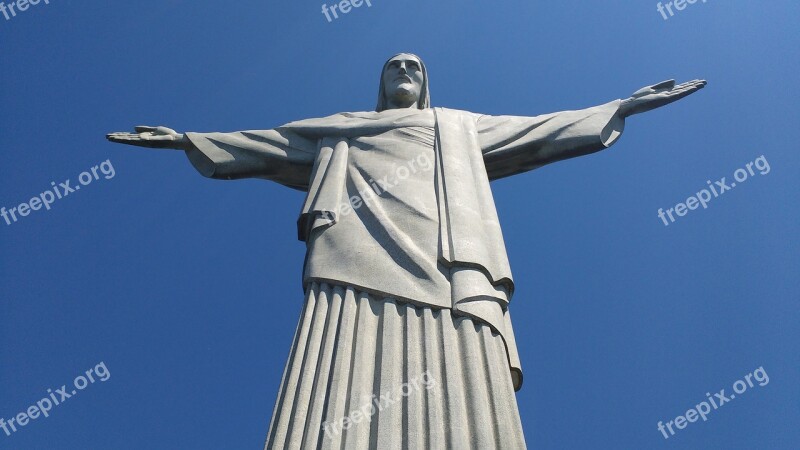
{"left": 376, "top": 53, "right": 430, "bottom": 112}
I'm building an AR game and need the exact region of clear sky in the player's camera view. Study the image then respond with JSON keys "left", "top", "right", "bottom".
{"left": 1, "top": 0, "right": 798, "bottom": 449}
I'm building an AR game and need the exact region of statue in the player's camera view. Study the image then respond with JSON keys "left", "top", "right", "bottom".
{"left": 108, "top": 53, "right": 705, "bottom": 449}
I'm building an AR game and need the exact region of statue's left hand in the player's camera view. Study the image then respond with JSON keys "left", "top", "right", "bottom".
{"left": 619, "top": 79, "right": 706, "bottom": 118}
{"left": 106, "top": 126, "right": 191, "bottom": 150}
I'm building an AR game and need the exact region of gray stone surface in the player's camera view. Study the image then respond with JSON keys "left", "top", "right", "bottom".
{"left": 107, "top": 53, "right": 705, "bottom": 448}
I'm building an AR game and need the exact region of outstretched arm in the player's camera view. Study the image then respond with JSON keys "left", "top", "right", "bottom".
{"left": 478, "top": 78, "right": 706, "bottom": 180}
{"left": 106, "top": 125, "right": 318, "bottom": 190}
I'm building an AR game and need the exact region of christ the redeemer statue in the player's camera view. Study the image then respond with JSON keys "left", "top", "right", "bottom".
{"left": 108, "top": 53, "right": 705, "bottom": 449}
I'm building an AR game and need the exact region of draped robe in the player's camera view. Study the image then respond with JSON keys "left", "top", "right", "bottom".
{"left": 182, "top": 101, "right": 625, "bottom": 448}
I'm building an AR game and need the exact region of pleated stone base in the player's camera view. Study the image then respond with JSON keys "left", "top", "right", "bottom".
{"left": 265, "top": 282, "right": 526, "bottom": 449}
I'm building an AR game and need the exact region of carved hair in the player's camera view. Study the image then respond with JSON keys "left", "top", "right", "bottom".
{"left": 376, "top": 53, "right": 430, "bottom": 112}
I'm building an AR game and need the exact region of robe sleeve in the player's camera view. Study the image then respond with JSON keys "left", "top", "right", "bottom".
{"left": 183, "top": 128, "right": 319, "bottom": 191}
{"left": 477, "top": 100, "right": 625, "bottom": 180}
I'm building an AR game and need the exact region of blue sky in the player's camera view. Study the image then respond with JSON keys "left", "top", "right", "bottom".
{"left": 1, "top": 0, "right": 798, "bottom": 449}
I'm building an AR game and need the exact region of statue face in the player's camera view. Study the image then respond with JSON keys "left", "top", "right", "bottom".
{"left": 381, "top": 54, "right": 424, "bottom": 109}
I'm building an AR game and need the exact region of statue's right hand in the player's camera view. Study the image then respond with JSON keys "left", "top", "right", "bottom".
{"left": 106, "top": 126, "right": 188, "bottom": 150}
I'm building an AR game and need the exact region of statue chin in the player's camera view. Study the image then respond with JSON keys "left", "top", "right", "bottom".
{"left": 386, "top": 93, "right": 418, "bottom": 109}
